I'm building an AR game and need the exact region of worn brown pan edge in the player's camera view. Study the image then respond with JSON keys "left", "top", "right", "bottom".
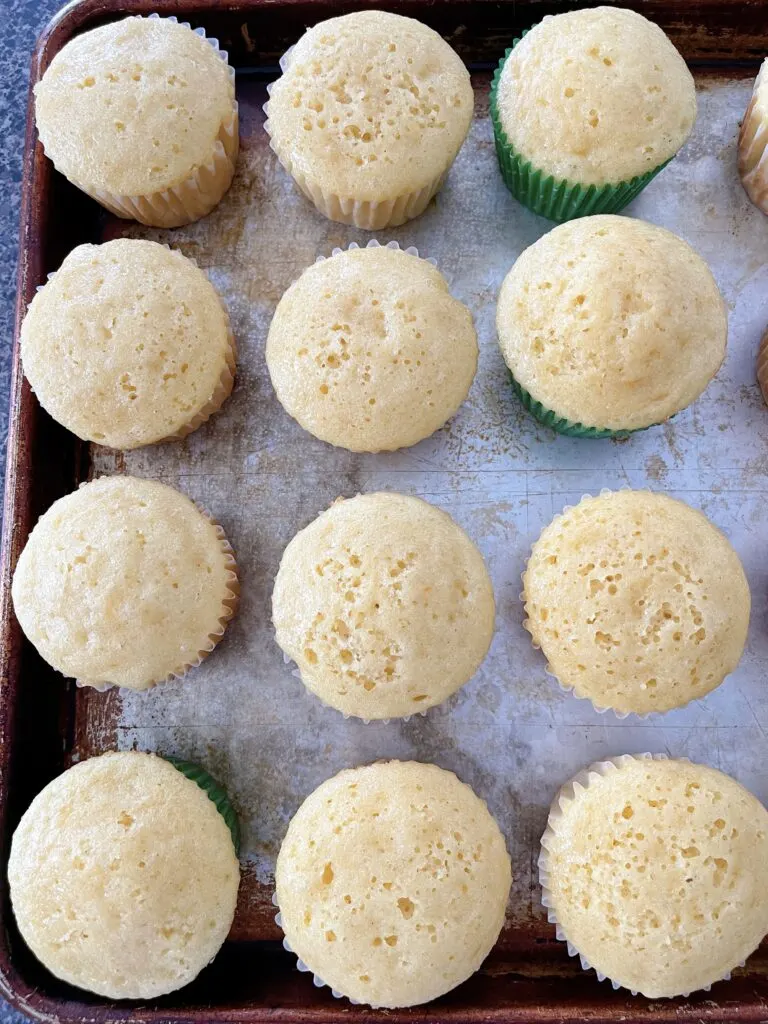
{"left": 2, "top": 0, "right": 768, "bottom": 1021}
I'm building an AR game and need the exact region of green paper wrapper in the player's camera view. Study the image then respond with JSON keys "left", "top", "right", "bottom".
{"left": 509, "top": 373, "right": 660, "bottom": 439}
{"left": 489, "top": 41, "right": 671, "bottom": 223}
{"left": 165, "top": 756, "right": 241, "bottom": 855}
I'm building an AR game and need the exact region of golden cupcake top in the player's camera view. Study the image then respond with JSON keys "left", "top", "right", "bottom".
{"left": 272, "top": 492, "right": 495, "bottom": 720}
{"left": 496, "top": 216, "right": 727, "bottom": 432}
{"left": 541, "top": 756, "right": 768, "bottom": 998}
{"left": 266, "top": 245, "right": 477, "bottom": 452}
{"left": 495, "top": 6, "right": 696, "bottom": 185}
{"left": 276, "top": 760, "right": 511, "bottom": 1007}
{"left": 265, "top": 10, "right": 473, "bottom": 201}
{"left": 523, "top": 490, "right": 750, "bottom": 715}
{"left": 35, "top": 16, "right": 235, "bottom": 196}
{"left": 11, "top": 476, "right": 238, "bottom": 691}
{"left": 21, "top": 239, "right": 234, "bottom": 450}
{"left": 8, "top": 751, "right": 240, "bottom": 999}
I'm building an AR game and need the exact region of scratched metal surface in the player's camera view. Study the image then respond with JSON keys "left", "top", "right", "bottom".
{"left": 86, "top": 72, "right": 768, "bottom": 936}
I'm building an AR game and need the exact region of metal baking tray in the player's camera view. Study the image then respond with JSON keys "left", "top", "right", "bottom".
{"left": 2, "top": 0, "right": 768, "bottom": 1021}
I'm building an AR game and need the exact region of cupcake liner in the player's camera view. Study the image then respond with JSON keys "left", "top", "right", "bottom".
{"left": 489, "top": 40, "right": 672, "bottom": 223}
{"left": 56, "top": 15, "right": 239, "bottom": 229}
{"left": 509, "top": 374, "right": 641, "bottom": 439}
{"left": 164, "top": 756, "right": 241, "bottom": 854}
{"left": 76, "top": 508, "right": 239, "bottom": 693}
{"left": 316, "top": 237, "right": 437, "bottom": 267}
{"left": 757, "top": 326, "right": 768, "bottom": 406}
{"left": 263, "top": 52, "right": 448, "bottom": 230}
{"left": 738, "top": 62, "right": 768, "bottom": 215}
{"left": 538, "top": 753, "right": 743, "bottom": 998}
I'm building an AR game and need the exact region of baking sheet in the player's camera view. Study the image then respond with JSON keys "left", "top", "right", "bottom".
{"left": 86, "top": 73, "right": 768, "bottom": 936}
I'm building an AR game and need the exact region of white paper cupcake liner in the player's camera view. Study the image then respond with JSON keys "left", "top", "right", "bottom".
{"left": 263, "top": 49, "right": 449, "bottom": 230}
{"left": 738, "top": 61, "right": 768, "bottom": 215}
{"left": 521, "top": 488, "right": 740, "bottom": 720}
{"left": 538, "top": 753, "right": 744, "bottom": 998}
{"left": 76, "top": 506, "right": 239, "bottom": 693}
{"left": 55, "top": 15, "right": 239, "bottom": 228}
{"left": 314, "top": 238, "right": 438, "bottom": 267}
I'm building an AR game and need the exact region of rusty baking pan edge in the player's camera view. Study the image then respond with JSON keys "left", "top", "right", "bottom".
{"left": 2, "top": 1, "right": 768, "bottom": 1022}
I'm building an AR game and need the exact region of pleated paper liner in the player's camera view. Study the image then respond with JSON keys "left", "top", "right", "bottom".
{"left": 165, "top": 756, "right": 241, "bottom": 855}
{"left": 489, "top": 40, "right": 671, "bottom": 223}
{"left": 509, "top": 374, "right": 661, "bottom": 439}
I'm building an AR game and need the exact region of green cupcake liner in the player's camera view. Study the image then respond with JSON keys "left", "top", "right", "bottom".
{"left": 489, "top": 41, "right": 672, "bottom": 223}
{"left": 165, "top": 756, "right": 241, "bottom": 855}
{"left": 509, "top": 373, "right": 651, "bottom": 439}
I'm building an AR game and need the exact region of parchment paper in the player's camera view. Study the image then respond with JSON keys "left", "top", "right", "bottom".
{"left": 90, "top": 74, "right": 768, "bottom": 930}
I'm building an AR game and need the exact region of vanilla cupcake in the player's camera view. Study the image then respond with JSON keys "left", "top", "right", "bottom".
{"left": 35, "top": 16, "right": 238, "bottom": 227}
{"left": 540, "top": 754, "right": 768, "bottom": 997}
{"left": 11, "top": 476, "right": 239, "bottom": 691}
{"left": 264, "top": 11, "right": 473, "bottom": 229}
{"left": 276, "top": 760, "right": 511, "bottom": 1007}
{"left": 8, "top": 751, "right": 240, "bottom": 999}
{"left": 491, "top": 7, "right": 696, "bottom": 220}
{"left": 266, "top": 243, "right": 477, "bottom": 452}
{"left": 272, "top": 492, "right": 494, "bottom": 720}
{"left": 523, "top": 490, "right": 750, "bottom": 715}
{"left": 21, "top": 239, "right": 235, "bottom": 449}
{"left": 739, "top": 60, "right": 768, "bottom": 215}
{"left": 497, "top": 216, "right": 727, "bottom": 436}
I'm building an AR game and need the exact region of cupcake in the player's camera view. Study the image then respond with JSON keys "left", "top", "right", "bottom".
{"left": 20, "top": 239, "right": 236, "bottom": 449}
{"left": 540, "top": 754, "right": 768, "bottom": 998}
{"left": 11, "top": 476, "right": 239, "bottom": 691}
{"left": 496, "top": 216, "right": 727, "bottom": 436}
{"left": 272, "top": 492, "right": 494, "bottom": 720}
{"left": 8, "top": 751, "right": 240, "bottom": 999}
{"left": 264, "top": 10, "right": 474, "bottom": 229}
{"left": 276, "top": 760, "right": 511, "bottom": 1007}
{"left": 266, "top": 243, "right": 477, "bottom": 452}
{"left": 490, "top": 7, "right": 696, "bottom": 221}
{"left": 523, "top": 490, "right": 750, "bottom": 715}
{"left": 34, "top": 16, "right": 238, "bottom": 227}
{"left": 739, "top": 60, "right": 768, "bottom": 214}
